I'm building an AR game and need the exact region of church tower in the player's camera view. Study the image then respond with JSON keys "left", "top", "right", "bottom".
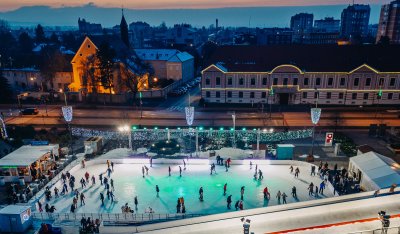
{"left": 120, "top": 8, "right": 129, "bottom": 48}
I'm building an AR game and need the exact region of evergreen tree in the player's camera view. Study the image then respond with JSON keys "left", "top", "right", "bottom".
{"left": 35, "top": 24, "right": 46, "bottom": 43}
{"left": 0, "top": 72, "right": 13, "bottom": 103}
{"left": 96, "top": 41, "right": 116, "bottom": 103}
{"left": 18, "top": 32, "right": 33, "bottom": 52}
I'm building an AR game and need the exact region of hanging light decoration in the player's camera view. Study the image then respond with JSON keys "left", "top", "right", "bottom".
{"left": 62, "top": 106, "right": 73, "bottom": 122}
{"left": 0, "top": 116, "right": 8, "bottom": 139}
{"left": 185, "top": 106, "right": 194, "bottom": 126}
{"left": 310, "top": 108, "right": 321, "bottom": 125}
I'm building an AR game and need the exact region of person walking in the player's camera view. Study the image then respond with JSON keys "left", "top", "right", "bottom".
{"left": 134, "top": 196, "right": 138, "bottom": 210}
{"left": 240, "top": 186, "right": 245, "bottom": 200}
{"left": 156, "top": 185, "right": 160, "bottom": 197}
{"left": 179, "top": 166, "right": 182, "bottom": 177}
{"left": 291, "top": 186, "right": 297, "bottom": 198}
{"left": 169, "top": 166, "right": 171, "bottom": 176}
{"left": 282, "top": 192, "right": 287, "bottom": 204}
{"left": 223, "top": 183, "right": 227, "bottom": 196}
{"left": 276, "top": 191, "right": 281, "bottom": 203}
{"left": 294, "top": 167, "right": 300, "bottom": 178}
{"left": 100, "top": 192, "right": 104, "bottom": 206}
{"left": 199, "top": 187, "right": 204, "bottom": 201}
{"left": 227, "top": 195, "right": 232, "bottom": 209}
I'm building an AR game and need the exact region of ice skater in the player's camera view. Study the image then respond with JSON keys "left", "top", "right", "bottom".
{"left": 111, "top": 161, "right": 114, "bottom": 171}
{"left": 156, "top": 185, "right": 160, "bottom": 197}
{"left": 99, "top": 174, "right": 103, "bottom": 185}
{"left": 110, "top": 179, "right": 114, "bottom": 190}
{"left": 239, "top": 200, "right": 243, "bottom": 210}
{"left": 263, "top": 187, "right": 270, "bottom": 199}
{"left": 107, "top": 160, "right": 110, "bottom": 169}
{"left": 107, "top": 167, "right": 112, "bottom": 177}
{"left": 282, "top": 192, "right": 287, "bottom": 204}
{"left": 276, "top": 190, "right": 281, "bottom": 203}
{"left": 250, "top": 161, "right": 252, "bottom": 169}
{"left": 225, "top": 161, "right": 228, "bottom": 172}
{"left": 142, "top": 166, "right": 145, "bottom": 178}
{"left": 234, "top": 200, "right": 240, "bottom": 210}
{"left": 145, "top": 166, "right": 149, "bottom": 175}
{"left": 150, "top": 157, "right": 153, "bottom": 167}
{"left": 240, "top": 186, "right": 245, "bottom": 200}
{"left": 291, "top": 186, "right": 297, "bottom": 198}
{"left": 223, "top": 183, "right": 227, "bottom": 196}
{"left": 294, "top": 167, "right": 300, "bottom": 178}
{"left": 258, "top": 170, "right": 263, "bottom": 180}
{"left": 100, "top": 193, "right": 104, "bottom": 206}
{"left": 134, "top": 196, "right": 138, "bottom": 210}
{"left": 315, "top": 185, "right": 319, "bottom": 197}
{"left": 168, "top": 166, "right": 171, "bottom": 176}
{"left": 308, "top": 182, "right": 314, "bottom": 196}
{"left": 54, "top": 187, "right": 59, "bottom": 198}
{"left": 91, "top": 175, "right": 95, "bottom": 185}
{"left": 199, "top": 187, "right": 204, "bottom": 202}
{"left": 110, "top": 190, "right": 115, "bottom": 202}
{"left": 80, "top": 192, "right": 85, "bottom": 206}
{"left": 183, "top": 160, "right": 186, "bottom": 170}
{"left": 255, "top": 164, "right": 258, "bottom": 173}
{"left": 85, "top": 172, "right": 90, "bottom": 183}
{"left": 311, "top": 165, "right": 316, "bottom": 176}
{"left": 289, "top": 165, "right": 294, "bottom": 173}
{"left": 253, "top": 171, "right": 258, "bottom": 180}
{"left": 319, "top": 181, "right": 325, "bottom": 194}
{"left": 227, "top": 195, "right": 232, "bottom": 209}
{"left": 179, "top": 166, "right": 182, "bottom": 177}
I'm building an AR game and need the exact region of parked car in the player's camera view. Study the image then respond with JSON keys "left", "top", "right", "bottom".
{"left": 21, "top": 108, "right": 39, "bottom": 115}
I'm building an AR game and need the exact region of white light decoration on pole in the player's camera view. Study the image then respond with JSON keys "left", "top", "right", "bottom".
{"left": 185, "top": 107, "right": 194, "bottom": 126}
{"left": 118, "top": 125, "right": 131, "bottom": 150}
{"left": 62, "top": 106, "right": 73, "bottom": 122}
{"left": 310, "top": 108, "right": 321, "bottom": 125}
{"left": 0, "top": 116, "right": 8, "bottom": 139}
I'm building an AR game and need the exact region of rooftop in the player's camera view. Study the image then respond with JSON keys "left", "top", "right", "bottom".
{"left": 0, "top": 144, "right": 58, "bottom": 167}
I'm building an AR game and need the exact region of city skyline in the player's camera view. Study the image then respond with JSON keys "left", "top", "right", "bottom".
{"left": 0, "top": 0, "right": 388, "bottom": 11}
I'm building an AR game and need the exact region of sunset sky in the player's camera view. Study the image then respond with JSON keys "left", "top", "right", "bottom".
{"left": 0, "top": 0, "right": 386, "bottom": 11}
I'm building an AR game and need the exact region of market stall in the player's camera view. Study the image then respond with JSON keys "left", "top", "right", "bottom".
{"left": 0, "top": 144, "right": 59, "bottom": 183}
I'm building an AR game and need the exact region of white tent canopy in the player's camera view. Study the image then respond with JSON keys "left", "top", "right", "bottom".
{"left": 349, "top": 151, "right": 400, "bottom": 190}
{"left": 0, "top": 145, "right": 59, "bottom": 167}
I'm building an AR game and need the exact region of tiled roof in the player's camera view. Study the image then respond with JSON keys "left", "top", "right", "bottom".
{"left": 205, "top": 44, "right": 400, "bottom": 72}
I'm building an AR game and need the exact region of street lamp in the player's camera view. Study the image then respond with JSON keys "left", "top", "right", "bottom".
{"left": 185, "top": 95, "right": 194, "bottom": 157}
{"left": 230, "top": 111, "right": 236, "bottom": 148}
{"left": 118, "top": 125, "right": 132, "bottom": 150}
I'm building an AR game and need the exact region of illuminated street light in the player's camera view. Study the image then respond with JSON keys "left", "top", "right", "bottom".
{"left": 118, "top": 125, "right": 132, "bottom": 150}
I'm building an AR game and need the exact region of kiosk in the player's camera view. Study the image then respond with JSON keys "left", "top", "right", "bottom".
{"left": 0, "top": 205, "right": 32, "bottom": 233}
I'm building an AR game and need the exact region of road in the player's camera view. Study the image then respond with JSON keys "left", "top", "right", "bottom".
{"left": 2, "top": 105, "right": 399, "bottom": 129}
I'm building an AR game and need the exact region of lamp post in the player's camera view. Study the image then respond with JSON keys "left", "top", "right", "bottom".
{"left": 230, "top": 111, "right": 236, "bottom": 148}
{"left": 185, "top": 95, "right": 194, "bottom": 157}
{"left": 118, "top": 125, "right": 131, "bottom": 150}
{"left": 269, "top": 87, "right": 274, "bottom": 119}
{"left": 310, "top": 89, "right": 321, "bottom": 157}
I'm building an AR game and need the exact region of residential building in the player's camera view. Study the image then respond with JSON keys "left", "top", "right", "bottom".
{"left": 164, "top": 24, "right": 201, "bottom": 47}
{"left": 256, "top": 28, "right": 293, "bottom": 45}
{"left": 376, "top": 0, "right": 400, "bottom": 44}
{"left": 201, "top": 45, "right": 400, "bottom": 106}
{"left": 78, "top": 18, "right": 103, "bottom": 34}
{"left": 290, "top": 13, "right": 314, "bottom": 43}
{"left": 303, "top": 31, "right": 339, "bottom": 44}
{"left": 340, "top": 4, "right": 371, "bottom": 40}
{"left": 314, "top": 17, "right": 340, "bottom": 32}
{"left": 135, "top": 49, "right": 194, "bottom": 81}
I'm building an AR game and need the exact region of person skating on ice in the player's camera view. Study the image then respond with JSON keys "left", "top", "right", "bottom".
{"left": 156, "top": 185, "right": 160, "bottom": 197}
{"left": 223, "top": 183, "right": 227, "bottom": 196}
{"left": 199, "top": 187, "right": 204, "bottom": 201}
{"left": 227, "top": 195, "right": 232, "bottom": 209}
{"left": 291, "top": 186, "right": 297, "bottom": 198}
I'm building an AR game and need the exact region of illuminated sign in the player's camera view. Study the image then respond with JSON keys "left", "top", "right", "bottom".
{"left": 325, "top": 132, "right": 334, "bottom": 146}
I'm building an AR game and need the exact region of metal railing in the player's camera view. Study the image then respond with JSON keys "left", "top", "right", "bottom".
{"left": 346, "top": 226, "right": 400, "bottom": 234}
{"left": 32, "top": 212, "right": 204, "bottom": 224}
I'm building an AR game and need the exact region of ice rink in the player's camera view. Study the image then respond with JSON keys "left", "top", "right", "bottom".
{"left": 41, "top": 161, "right": 333, "bottom": 215}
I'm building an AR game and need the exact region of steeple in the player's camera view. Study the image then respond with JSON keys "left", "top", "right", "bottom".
{"left": 120, "top": 7, "right": 129, "bottom": 48}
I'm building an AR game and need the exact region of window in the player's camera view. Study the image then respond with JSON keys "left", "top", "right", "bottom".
{"left": 239, "top": 78, "right": 244, "bottom": 85}
{"left": 363, "top": 93, "right": 369, "bottom": 100}
{"left": 390, "top": 78, "right": 396, "bottom": 86}
{"left": 304, "top": 78, "right": 309, "bottom": 86}
{"left": 314, "top": 92, "right": 318, "bottom": 99}
{"left": 216, "top": 77, "right": 221, "bottom": 86}
{"left": 327, "top": 92, "right": 331, "bottom": 99}
{"left": 365, "top": 78, "right": 371, "bottom": 86}
{"left": 340, "top": 78, "right": 346, "bottom": 86}
{"left": 273, "top": 78, "right": 278, "bottom": 85}
{"left": 328, "top": 78, "right": 333, "bottom": 86}
{"left": 379, "top": 78, "right": 385, "bottom": 86}
{"left": 206, "top": 91, "right": 210, "bottom": 98}
{"left": 303, "top": 92, "right": 307, "bottom": 98}
{"left": 239, "top": 92, "right": 243, "bottom": 98}
{"left": 227, "top": 77, "right": 232, "bottom": 85}
{"left": 339, "top": 93, "right": 344, "bottom": 99}
{"left": 388, "top": 93, "right": 393, "bottom": 100}
{"left": 293, "top": 78, "right": 298, "bottom": 85}
{"left": 227, "top": 91, "right": 232, "bottom": 98}
{"left": 87, "top": 44, "right": 91, "bottom": 48}
{"left": 261, "top": 92, "right": 266, "bottom": 98}
{"left": 216, "top": 91, "right": 220, "bottom": 98}
{"left": 316, "top": 78, "right": 321, "bottom": 86}
{"left": 283, "top": 78, "right": 288, "bottom": 86}
{"left": 352, "top": 93, "right": 357, "bottom": 100}
{"left": 353, "top": 78, "right": 359, "bottom": 86}
{"left": 251, "top": 78, "right": 256, "bottom": 86}
{"left": 250, "top": 92, "right": 255, "bottom": 98}
{"left": 206, "top": 79, "right": 210, "bottom": 85}
{"left": 262, "top": 78, "right": 268, "bottom": 85}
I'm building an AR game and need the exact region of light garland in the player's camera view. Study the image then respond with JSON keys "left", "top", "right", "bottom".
{"left": 311, "top": 108, "right": 321, "bottom": 125}
{"left": 0, "top": 116, "right": 7, "bottom": 139}
{"left": 62, "top": 106, "right": 73, "bottom": 122}
{"left": 185, "top": 107, "right": 194, "bottom": 126}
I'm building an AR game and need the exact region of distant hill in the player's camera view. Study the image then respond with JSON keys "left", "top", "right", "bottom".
{"left": 0, "top": 4, "right": 381, "bottom": 28}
